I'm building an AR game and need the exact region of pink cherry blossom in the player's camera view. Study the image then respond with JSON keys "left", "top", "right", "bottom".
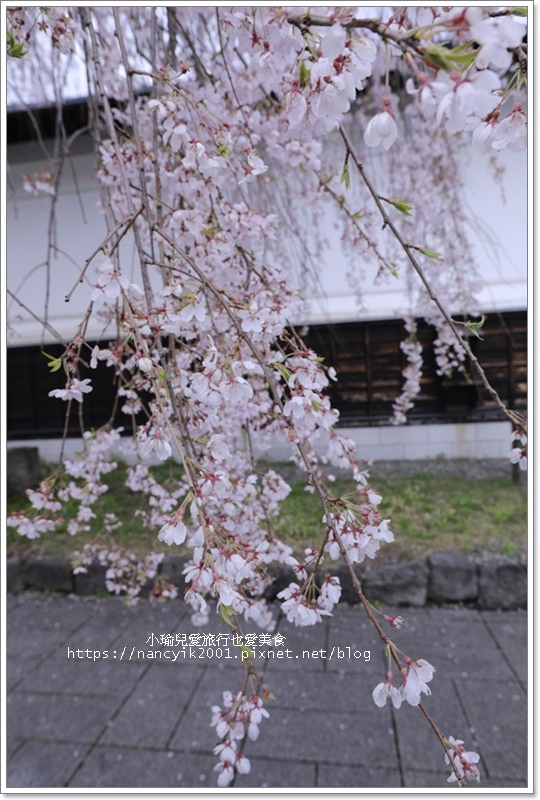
{"left": 445, "top": 736, "right": 481, "bottom": 783}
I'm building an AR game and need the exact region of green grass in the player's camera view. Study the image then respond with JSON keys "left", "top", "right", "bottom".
{"left": 7, "top": 464, "right": 527, "bottom": 565}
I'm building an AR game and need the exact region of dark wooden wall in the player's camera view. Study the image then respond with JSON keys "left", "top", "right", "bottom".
{"left": 6, "top": 311, "right": 526, "bottom": 439}
{"left": 303, "top": 311, "right": 527, "bottom": 425}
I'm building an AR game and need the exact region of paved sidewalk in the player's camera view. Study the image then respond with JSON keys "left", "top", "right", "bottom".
{"left": 5, "top": 594, "right": 528, "bottom": 790}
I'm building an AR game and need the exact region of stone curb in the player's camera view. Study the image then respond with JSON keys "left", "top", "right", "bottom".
{"left": 6, "top": 552, "right": 527, "bottom": 610}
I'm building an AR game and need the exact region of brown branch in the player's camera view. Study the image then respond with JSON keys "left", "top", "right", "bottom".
{"left": 7, "top": 288, "right": 68, "bottom": 347}
{"left": 287, "top": 13, "right": 416, "bottom": 43}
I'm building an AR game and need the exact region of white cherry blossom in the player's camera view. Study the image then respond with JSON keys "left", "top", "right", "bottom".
{"left": 372, "top": 673, "right": 402, "bottom": 709}
{"left": 364, "top": 110, "right": 398, "bottom": 150}
{"left": 48, "top": 378, "right": 93, "bottom": 403}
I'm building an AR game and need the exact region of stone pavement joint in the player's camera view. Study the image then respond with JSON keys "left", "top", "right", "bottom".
{"left": 5, "top": 594, "right": 528, "bottom": 790}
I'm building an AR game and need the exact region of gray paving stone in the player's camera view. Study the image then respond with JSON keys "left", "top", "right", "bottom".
{"left": 263, "top": 616, "right": 330, "bottom": 671}
{"left": 168, "top": 701, "right": 218, "bottom": 755}
{"left": 110, "top": 601, "right": 189, "bottom": 641}
{"left": 428, "top": 646, "right": 516, "bottom": 680}
{"left": 402, "top": 770, "right": 528, "bottom": 789}
{"left": 321, "top": 614, "right": 384, "bottom": 673}
{"left": 6, "top": 597, "right": 528, "bottom": 791}
{"left": 480, "top": 609, "right": 527, "bottom": 623}
{"left": 235, "top": 758, "right": 316, "bottom": 788}
{"left": 4, "top": 594, "right": 95, "bottom": 631}
{"left": 7, "top": 593, "right": 25, "bottom": 611}
{"left": 317, "top": 764, "right": 402, "bottom": 788}
{"left": 15, "top": 650, "right": 146, "bottom": 698}
{"left": 6, "top": 738, "right": 26, "bottom": 760}
{"left": 484, "top": 616, "right": 528, "bottom": 642}
{"left": 106, "top": 606, "right": 189, "bottom": 662}
{"left": 69, "top": 746, "right": 217, "bottom": 789}
{"left": 7, "top": 655, "right": 42, "bottom": 691}
{"left": 243, "top": 706, "right": 398, "bottom": 768}
{"left": 477, "top": 777, "right": 529, "bottom": 788}
{"left": 255, "top": 669, "right": 380, "bottom": 713}
{"left": 100, "top": 664, "right": 201, "bottom": 748}
{"left": 6, "top": 740, "right": 90, "bottom": 789}
{"left": 384, "top": 615, "right": 496, "bottom": 653}
{"left": 425, "top": 607, "right": 483, "bottom": 624}
{"left": 7, "top": 692, "right": 118, "bottom": 742}
{"left": 454, "top": 678, "right": 527, "bottom": 780}
{"left": 324, "top": 617, "right": 385, "bottom": 674}
{"left": 483, "top": 620, "right": 527, "bottom": 683}
{"left": 63, "top": 606, "right": 134, "bottom": 650}
{"left": 402, "top": 769, "right": 462, "bottom": 788}
{"left": 7, "top": 624, "right": 71, "bottom": 658}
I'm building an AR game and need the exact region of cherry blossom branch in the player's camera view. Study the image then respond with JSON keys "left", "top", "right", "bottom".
{"left": 338, "top": 124, "right": 527, "bottom": 432}
{"left": 82, "top": 9, "right": 152, "bottom": 308}
{"left": 151, "top": 220, "right": 465, "bottom": 782}
{"left": 334, "top": 524, "right": 465, "bottom": 784}
{"left": 113, "top": 9, "right": 157, "bottom": 276}
{"left": 287, "top": 13, "right": 417, "bottom": 43}
{"left": 64, "top": 209, "right": 143, "bottom": 303}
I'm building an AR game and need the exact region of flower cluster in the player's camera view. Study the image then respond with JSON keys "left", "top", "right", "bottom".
{"left": 372, "top": 657, "right": 435, "bottom": 710}
{"left": 71, "top": 543, "right": 178, "bottom": 606}
{"left": 444, "top": 736, "right": 481, "bottom": 784}
{"left": 210, "top": 691, "right": 270, "bottom": 786}
{"left": 509, "top": 428, "right": 528, "bottom": 471}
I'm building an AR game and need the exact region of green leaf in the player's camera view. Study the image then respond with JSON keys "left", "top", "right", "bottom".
{"left": 42, "top": 351, "right": 64, "bottom": 373}
{"left": 220, "top": 604, "right": 237, "bottom": 627}
{"left": 340, "top": 163, "right": 350, "bottom": 190}
{"left": 426, "top": 44, "right": 478, "bottom": 73}
{"left": 299, "top": 60, "right": 310, "bottom": 89}
{"left": 391, "top": 199, "right": 413, "bottom": 216}
{"left": 238, "top": 643, "right": 254, "bottom": 663}
{"left": 419, "top": 247, "right": 442, "bottom": 260}
{"left": 273, "top": 362, "right": 292, "bottom": 382}
{"left": 425, "top": 47, "right": 452, "bottom": 72}
{"left": 8, "top": 30, "right": 27, "bottom": 58}
{"left": 449, "top": 50, "right": 478, "bottom": 69}
{"left": 511, "top": 7, "right": 528, "bottom": 16}
{"left": 157, "top": 368, "right": 171, "bottom": 397}
{"left": 464, "top": 315, "right": 486, "bottom": 340}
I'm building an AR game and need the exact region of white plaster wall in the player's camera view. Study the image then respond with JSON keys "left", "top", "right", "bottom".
{"left": 7, "top": 139, "right": 527, "bottom": 345}
{"left": 9, "top": 420, "right": 513, "bottom": 465}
